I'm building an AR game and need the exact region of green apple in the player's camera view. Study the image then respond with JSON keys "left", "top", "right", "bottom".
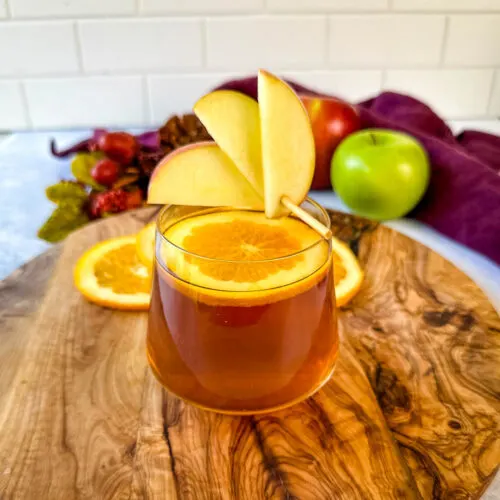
{"left": 331, "top": 129, "right": 430, "bottom": 220}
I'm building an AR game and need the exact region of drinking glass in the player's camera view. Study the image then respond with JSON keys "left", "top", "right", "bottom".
{"left": 147, "top": 199, "right": 338, "bottom": 414}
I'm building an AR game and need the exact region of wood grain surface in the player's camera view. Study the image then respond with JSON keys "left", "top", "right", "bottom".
{"left": 0, "top": 208, "right": 498, "bottom": 500}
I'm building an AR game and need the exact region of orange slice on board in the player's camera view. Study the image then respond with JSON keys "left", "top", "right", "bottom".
{"left": 330, "top": 236, "right": 364, "bottom": 307}
{"left": 74, "top": 235, "right": 151, "bottom": 310}
{"left": 136, "top": 221, "right": 156, "bottom": 270}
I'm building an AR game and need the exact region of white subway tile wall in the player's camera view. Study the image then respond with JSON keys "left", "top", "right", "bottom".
{"left": 206, "top": 16, "right": 328, "bottom": 70}
{"left": 268, "top": 0, "right": 388, "bottom": 12}
{"left": 25, "top": 77, "right": 145, "bottom": 128}
{"left": 393, "top": 0, "right": 500, "bottom": 11}
{"left": 0, "top": 81, "right": 28, "bottom": 128}
{"left": 148, "top": 73, "right": 243, "bottom": 124}
{"left": 9, "top": 0, "right": 135, "bottom": 18}
{"left": 445, "top": 15, "right": 500, "bottom": 67}
{"left": 0, "top": 0, "right": 498, "bottom": 130}
{"left": 78, "top": 19, "right": 203, "bottom": 72}
{"left": 384, "top": 69, "right": 494, "bottom": 118}
{"left": 329, "top": 15, "right": 446, "bottom": 67}
{"left": 282, "top": 70, "right": 383, "bottom": 101}
{"left": 140, "top": 0, "right": 264, "bottom": 14}
{"left": 0, "top": 22, "right": 79, "bottom": 77}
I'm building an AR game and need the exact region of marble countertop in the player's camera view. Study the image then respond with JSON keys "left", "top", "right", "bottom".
{"left": 0, "top": 125, "right": 499, "bottom": 497}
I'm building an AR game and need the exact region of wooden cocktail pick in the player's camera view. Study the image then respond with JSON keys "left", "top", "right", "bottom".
{"left": 281, "top": 196, "right": 332, "bottom": 240}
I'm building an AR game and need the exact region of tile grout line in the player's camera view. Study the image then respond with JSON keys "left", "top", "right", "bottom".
{"left": 142, "top": 75, "right": 152, "bottom": 126}
{"left": 3, "top": 11, "right": 499, "bottom": 20}
{"left": 438, "top": 16, "right": 450, "bottom": 67}
{"left": 1, "top": 66, "right": 499, "bottom": 82}
{"left": 324, "top": 15, "right": 330, "bottom": 67}
{"left": 486, "top": 70, "right": 498, "bottom": 117}
{"left": 380, "top": 69, "right": 388, "bottom": 89}
{"left": 18, "top": 81, "right": 33, "bottom": 129}
{"left": 201, "top": 18, "right": 208, "bottom": 70}
{"left": 4, "top": 0, "right": 11, "bottom": 18}
{"left": 72, "top": 21, "right": 85, "bottom": 73}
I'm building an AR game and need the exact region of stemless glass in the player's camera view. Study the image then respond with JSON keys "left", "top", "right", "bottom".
{"left": 146, "top": 199, "right": 338, "bottom": 415}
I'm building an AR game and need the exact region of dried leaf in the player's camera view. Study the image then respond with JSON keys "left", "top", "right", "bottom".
{"left": 38, "top": 202, "right": 89, "bottom": 243}
{"left": 71, "top": 153, "right": 106, "bottom": 191}
{"left": 124, "top": 166, "right": 141, "bottom": 175}
{"left": 46, "top": 181, "right": 88, "bottom": 205}
{"left": 50, "top": 137, "right": 94, "bottom": 158}
{"left": 137, "top": 131, "right": 161, "bottom": 150}
{"left": 112, "top": 174, "right": 139, "bottom": 190}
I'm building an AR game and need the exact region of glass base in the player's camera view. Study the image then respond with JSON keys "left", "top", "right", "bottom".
{"left": 147, "top": 352, "right": 338, "bottom": 416}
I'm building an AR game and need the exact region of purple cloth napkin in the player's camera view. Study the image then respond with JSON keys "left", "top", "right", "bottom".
{"left": 215, "top": 77, "right": 500, "bottom": 265}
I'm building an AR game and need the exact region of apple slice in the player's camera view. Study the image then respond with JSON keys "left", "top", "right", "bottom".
{"left": 148, "top": 142, "right": 263, "bottom": 210}
{"left": 194, "top": 90, "right": 263, "bottom": 195}
{"left": 258, "top": 70, "right": 315, "bottom": 218}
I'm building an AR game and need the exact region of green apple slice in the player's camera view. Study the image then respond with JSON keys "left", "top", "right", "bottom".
{"left": 194, "top": 90, "right": 263, "bottom": 195}
{"left": 148, "top": 142, "right": 263, "bottom": 210}
{"left": 258, "top": 70, "right": 316, "bottom": 218}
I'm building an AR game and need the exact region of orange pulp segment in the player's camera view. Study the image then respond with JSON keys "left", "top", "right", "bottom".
{"left": 158, "top": 210, "right": 330, "bottom": 306}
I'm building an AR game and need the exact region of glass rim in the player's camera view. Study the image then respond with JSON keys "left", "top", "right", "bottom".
{"left": 155, "top": 197, "right": 331, "bottom": 264}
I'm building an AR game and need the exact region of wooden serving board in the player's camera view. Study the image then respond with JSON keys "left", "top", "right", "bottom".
{"left": 0, "top": 208, "right": 498, "bottom": 500}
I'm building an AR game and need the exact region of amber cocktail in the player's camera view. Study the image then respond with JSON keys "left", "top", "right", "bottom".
{"left": 147, "top": 199, "right": 338, "bottom": 414}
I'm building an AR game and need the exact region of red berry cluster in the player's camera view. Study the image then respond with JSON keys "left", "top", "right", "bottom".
{"left": 49, "top": 115, "right": 211, "bottom": 220}
{"left": 43, "top": 115, "right": 210, "bottom": 242}
{"left": 88, "top": 132, "right": 144, "bottom": 218}
{"left": 89, "top": 188, "right": 143, "bottom": 219}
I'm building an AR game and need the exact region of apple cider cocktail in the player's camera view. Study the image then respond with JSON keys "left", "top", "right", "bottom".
{"left": 146, "top": 70, "right": 339, "bottom": 414}
{"left": 147, "top": 203, "right": 338, "bottom": 414}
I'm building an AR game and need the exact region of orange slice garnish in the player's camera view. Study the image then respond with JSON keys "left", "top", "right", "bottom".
{"left": 140, "top": 211, "right": 364, "bottom": 307}
{"left": 74, "top": 235, "right": 151, "bottom": 310}
{"left": 158, "top": 210, "right": 330, "bottom": 306}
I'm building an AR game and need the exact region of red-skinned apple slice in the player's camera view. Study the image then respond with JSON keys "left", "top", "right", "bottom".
{"left": 194, "top": 90, "right": 263, "bottom": 195}
{"left": 148, "top": 142, "right": 263, "bottom": 209}
{"left": 258, "top": 70, "right": 315, "bottom": 218}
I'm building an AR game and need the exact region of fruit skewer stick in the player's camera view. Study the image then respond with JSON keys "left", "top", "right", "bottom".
{"left": 281, "top": 196, "right": 332, "bottom": 240}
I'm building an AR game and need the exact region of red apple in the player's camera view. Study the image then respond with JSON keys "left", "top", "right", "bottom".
{"left": 300, "top": 95, "right": 360, "bottom": 190}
